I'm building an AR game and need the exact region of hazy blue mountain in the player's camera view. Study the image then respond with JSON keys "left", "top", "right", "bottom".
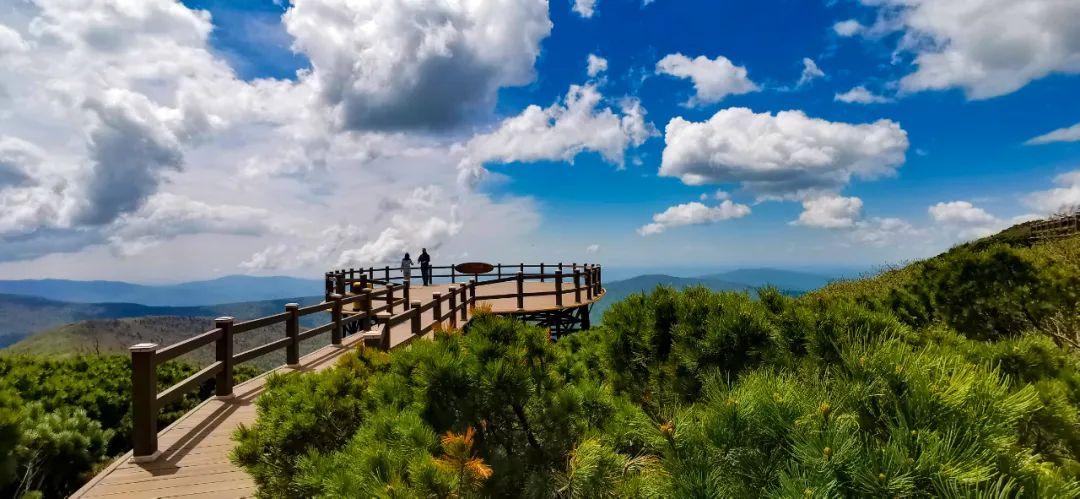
{"left": 0, "top": 275, "right": 324, "bottom": 306}
{"left": 0, "top": 293, "right": 323, "bottom": 348}
{"left": 699, "top": 268, "right": 835, "bottom": 291}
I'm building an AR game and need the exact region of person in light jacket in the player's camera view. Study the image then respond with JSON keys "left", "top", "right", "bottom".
{"left": 401, "top": 252, "right": 413, "bottom": 285}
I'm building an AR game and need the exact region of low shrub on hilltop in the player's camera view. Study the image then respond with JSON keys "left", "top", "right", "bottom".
{"left": 234, "top": 235, "right": 1080, "bottom": 497}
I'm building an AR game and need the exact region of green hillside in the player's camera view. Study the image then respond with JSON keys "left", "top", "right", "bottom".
{"left": 234, "top": 228, "right": 1080, "bottom": 497}
{"left": 0, "top": 294, "right": 322, "bottom": 348}
{"left": 8, "top": 316, "right": 326, "bottom": 371}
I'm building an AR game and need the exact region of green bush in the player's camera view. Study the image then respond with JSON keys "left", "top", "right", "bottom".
{"left": 0, "top": 354, "right": 257, "bottom": 498}
{"left": 236, "top": 236, "right": 1080, "bottom": 497}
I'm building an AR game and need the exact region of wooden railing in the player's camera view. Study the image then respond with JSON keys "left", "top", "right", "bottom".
{"left": 129, "top": 263, "right": 602, "bottom": 461}
{"left": 1032, "top": 212, "right": 1080, "bottom": 241}
{"left": 323, "top": 262, "right": 602, "bottom": 297}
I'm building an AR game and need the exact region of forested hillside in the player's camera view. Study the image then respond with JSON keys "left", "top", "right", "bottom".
{"left": 8, "top": 315, "right": 327, "bottom": 371}
{"left": 233, "top": 231, "right": 1079, "bottom": 497}
{"left": 0, "top": 294, "right": 322, "bottom": 348}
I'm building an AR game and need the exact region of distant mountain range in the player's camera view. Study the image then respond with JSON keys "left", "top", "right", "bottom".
{"left": 0, "top": 275, "right": 324, "bottom": 307}
{"left": 699, "top": 268, "right": 834, "bottom": 291}
{"left": 0, "top": 293, "right": 323, "bottom": 348}
{"left": 0, "top": 268, "right": 836, "bottom": 353}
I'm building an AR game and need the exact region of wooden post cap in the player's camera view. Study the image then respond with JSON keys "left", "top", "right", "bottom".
{"left": 329, "top": 294, "right": 343, "bottom": 300}
{"left": 410, "top": 300, "right": 422, "bottom": 308}
{"left": 285, "top": 303, "right": 299, "bottom": 310}
{"left": 376, "top": 312, "right": 392, "bottom": 320}
{"left": 130, "top": 343, "right": 158, "bottom": 352}
{"left": 215, "top": 317, "right": 234, "bottom": 324}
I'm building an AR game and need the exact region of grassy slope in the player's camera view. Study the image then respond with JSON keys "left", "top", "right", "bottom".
{"left": 2, "top": 295, "right": 325, "bottom": 366}
{"left": 8, "top": 315, "right": 331, "bottom": 371}
{"left": 809, "top": 220, "right": 1071, "bottom": 304}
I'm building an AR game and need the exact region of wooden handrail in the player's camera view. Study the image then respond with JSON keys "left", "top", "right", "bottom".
{"left": 131, "top": 263, "right": 604, "bottom": 461}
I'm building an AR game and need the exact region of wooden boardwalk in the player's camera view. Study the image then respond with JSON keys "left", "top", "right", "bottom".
{"left": 74, "top": 277, "right": 603, "bottom": 498}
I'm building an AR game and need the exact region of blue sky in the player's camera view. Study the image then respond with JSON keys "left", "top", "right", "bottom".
{"left": 0, "top": 0, "right": 1077, "bottom": 281}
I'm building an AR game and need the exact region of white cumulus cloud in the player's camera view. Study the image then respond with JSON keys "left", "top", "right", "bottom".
{"left": 284, "top": 0, "right": 552, "bottom": 131}
{"left": 795, "top": 195, "right": 864, "bottom": 229}
{"left": 851, "top": 217, "right": 924, "bottom": 247}
{"left": 1024, "top": 170, "right": 1080, "bottom": 215}
{"left": 656, "top": 53, "right": 759, "bottom": 106}
{"left": 337, "top": 186, "right": 463, "bottom": 266}
{"left": 928, "top": 200, "right": 1005, "bottom": 240}
{"left": 835, "top": 86, "right": 892, "bottom": 104}
{"left": 1026, "top": 122, "right": 1080, "bottom": 145}
{"left": 573, "top": 0, "right": 598, "bottom": 18}
{"left": 797, "top": 58, "right": 825, "bottom": 87}
{"left": 587, "top": 53, "right": 608, "bottom": 77}
{"left": 845, "top": 0, "right": 1080, "bottom": 99}
{"left": 833, "top": 19, "right": 864, "bottom": 37}
{"left": 107, "top": 193, "right": 276, "bottom": 256}
{"left": 638, "top": 200, "right": 750, "bottom": 236}
{"left": 659, "top": 107, "right": 909, "bottom": 199}
{"left": 459, "top": 83, "right": 657, "bottom": 185}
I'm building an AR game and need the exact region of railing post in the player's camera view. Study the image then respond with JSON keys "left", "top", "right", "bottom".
{"left": 559, "top": 262, "right": 563, "bottom": 273}
{"left": 451, "top": 266, "right": 456, "bottom": 284}
{"left": 497, "top": 263, "right": 502, "bottom": 279}
{"left": 516, "top": 271, "right": 525, "bottom": 310}
{"left": 285, "top": 303, "right": 300, "bottom": 366}
{"left": 384, "top": 265, "right": 390, "bottom": 282}
{"left": 330, "top": 294, "right": 343, "bottom": 345}
{"left": 519, "top": 262, "right": 524, "bottom": 274}
{"left": 335, "top": 273, "right": 346, "bottom": 295}
{"left": 361, "top": 288, "right": 373, "bottom": 330}
{"left": 403, "top": 281, "right": 411, "bottom": 309}
{"left": 368, "top": 267, "right": 374, "bottom": 281}
{"left": 573, "top": 270, "right": 582, "bottom": 304}
{"left": 462, "top": 282, "right": 471, "bottom": 321}
{"left": 324, "top": 273, "right": 333, "bottom": 301}
{"left": 387, "top": 285, "right": 395, "bottom": 314}
{"left": 377, "top": 312, "right": 392, "bottom": 350}
{"left": 596, "top": 266, "right": 602, "bottom": 294}
{"left": 410, "top": 301, "right": 422, "bottom": 336}
{"left": 215, "top": 317, "right": 235, "bottom": 399}
{"left": 585, "top": 267, "right": 593, "bottom": 301}
{"left": 130, "top": 342, "right": 159, "bottom": 462}
{"left": 360, "top": 273, "right": 368, "bottom": 290}
{"left": 448, "top": 288, "right": 457, "bottom": 328}
{"left": 555, "top": 270, "right": 563, "bottom": 306}
{"left": 540, "top": 263, "right": 545, "bottom": 282}
{"left": 433, "top": 293, "right": 442, "bottom": 329}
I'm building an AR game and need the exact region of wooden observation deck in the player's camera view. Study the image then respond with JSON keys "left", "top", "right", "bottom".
{"left": 73, "top": 263, "right": 604, "bottom": 498}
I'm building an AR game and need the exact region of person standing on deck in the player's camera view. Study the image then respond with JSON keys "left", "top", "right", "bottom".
{"left": 401, "top": 252, "right": 413, "bottom": 285}
{"left": 419, "top": 248, "right": 432, "bottom": 286}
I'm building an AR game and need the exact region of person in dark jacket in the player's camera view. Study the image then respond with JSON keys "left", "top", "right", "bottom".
{"left": 418, "top": 248, "right": 432, "bottom": 286}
